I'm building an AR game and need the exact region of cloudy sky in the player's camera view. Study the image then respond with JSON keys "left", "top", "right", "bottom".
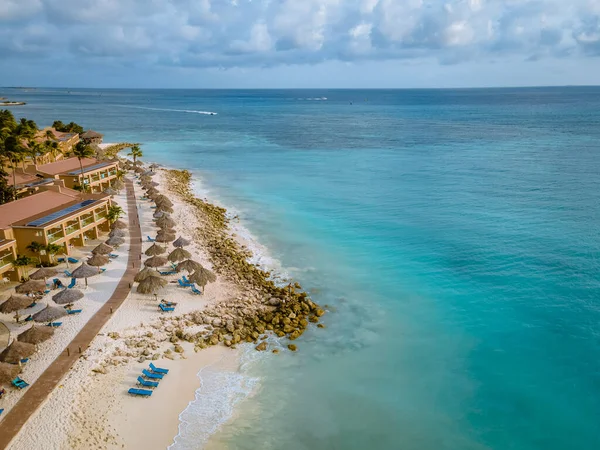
{"left": 1, "top": 0, "right": 599, "bottom": 88}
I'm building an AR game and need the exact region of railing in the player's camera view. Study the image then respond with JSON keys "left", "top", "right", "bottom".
{"left": 95, "top": 211, "right": 107, "bottom": 221}
{"left": 90, "top": 174, "right": 101, "bottom": 182}
{"left": 81, "top": 216, "right": 95, "bottom": 227}
{"left": 0, "top": 256, "right": 13, "bottom": 269}
{"left": 108, "top": 170, "right": 117, "bottom": 177}
{"left": 64, "top": 224, "right": 80, "bottom": 235}
{"left": 47, "top": 230, "right": 64, "bottom": 243}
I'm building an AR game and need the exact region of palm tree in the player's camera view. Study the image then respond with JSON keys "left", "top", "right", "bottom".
{"left": 26, "top": 241, "right": 45, "bottom": 266}
{"left": 26, "top": 140, "right": 43, "bottom": 165}
{"left": 45, "top": 243, "right": 62, "bottom": 265}
{"left": 11, "top": 255, "right": 35, "bottom": 280}
{"left": 127, "top": 145, "right": 143, "bottom": 164}
{"left": 3, "top": 135, "right": 25, "bottom": 199}
{"left": 72, "top": 141, "right": 95, "bottom": 192}
{"left": 107, "top": 204, "right": 124, "bottom": 223}
{"left": 44, "top": 140, "right": 60, "bottom": 161}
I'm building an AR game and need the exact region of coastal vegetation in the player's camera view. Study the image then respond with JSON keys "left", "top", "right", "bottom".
{"left": 107, "top": 205, "right": 124, "bottom": 223}
{"left": 52, "top": 120, "right": 83, "bottom": 134}
{"left": 99, "top": 143, "right": 138, "bottom": 160}
{"left": 71, "top": 141, "right": 95, "bottom": 192}
{"left": 127, "top": 144, "right": 143, "bottom": 164}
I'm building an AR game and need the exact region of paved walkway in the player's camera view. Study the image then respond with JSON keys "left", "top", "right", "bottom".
{"left": 0, "top": 178, "right": 142, "bottom": 449}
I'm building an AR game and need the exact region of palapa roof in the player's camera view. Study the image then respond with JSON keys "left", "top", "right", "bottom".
{"left": 0, "top": 341, "right": 36, "bottom": 364}
{"left": 145, "top": 243, "right": 165, "bottom": 256}
{"left": 0, "top": 362, "right": 21, "bottom": 385}
{"left": 153, "top": 210, "right": 166, "bottom": 219}
{"left": 109, "top": 228, "right": 127, "bottom": 238}
{"left": 144, "top": 256, "right": 168, "bottom": 268}
{"left": 15, "top": 279, "right": 46, "bottom": 294}
{"left": 71, "top": 262, "right": 99, "bottom": 279}
{"left": 33, "top": 305, "right": 68, "bottom": 322}
{"left": 104, "top": 188, "right": 118, "bottom": 196}
{"left": 92, "top": 242, "right": 113, "bottom": 255}
{"left": 173, "top": 237, "right": 190, "bottom": 248}
{"left": 156, "top": 216, "right": 176, "bottom": 228}
{"left": 106, "top": 236, "right": 125, "bottom": 246}
{"left": 155, "top": 204, "right": 174, "bottom": 213}
{"left": 80, "top": 130, "right": 103, "bottom": 139}
{"left": 18, "top": 325, "right": 55, "bottom": 344}
{"left": 0, "top": 295, "right": 32, "bottom": 313}
{"left": 87, "top": 254, "right": 109, "bottom": 267}
{"left": 189, "top": 268, "right": 217, "bottom": 287}
{"left": 134, "top": 267, "right": 159, "bottom": 282}
{"left": 111, "top": 220, "right": 127, "bottom": 230}
{"left": 29, "top": 267, "right": 59, "bottom": 280}
{"left": 177, "top": 259, "right": 203, "bottom": 273}
{"left": 52, "top": 288, "right": 84, "bottom": 304}
{"left": 168, "top": 248, "right": 191, "bottom": 262}
{"left": 155, "top": 232, "right": 176, "bottom": 243}
{"left": 137, "top": 276, "right": 167, "bottom": 294}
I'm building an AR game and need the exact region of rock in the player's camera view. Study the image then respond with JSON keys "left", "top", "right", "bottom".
{"left": 212, "top": 318, "right": 222, "bottom": 327}
{"left": 272, "top": 349, "right": 279, "bottom": 354}
{"left": 289, "top": 330, "right": 302, "bottom": 340}
{"left": 108, "top": 332, "right": 120, "bottom": 339}
{"left": 209, "top": 335, "right": 219, "bottom": 346}
{"left": 226, "top": 321, "right": 235, "bottom": 333}
{"left": 164, "top": 352, "right": 175, "bottom": 360}
{"left": 288, "top": 312, "right": 296, "bottom": 319}
{"left": 268, "top": 297, "right": 281, "bottom": 306}
{"left": 287, "top": 344, "right": 297, "bottom": 352}
{"left": 224, "top": 340, "right": 232, "bottom": 347}
{"left": 315, "top": 309, "right": 325, "bottom": 317}
{"left": 174, "top": 344, "right": 184, "bottom": 353}
{"left": 317, "top": 324, "right": 326, "bottom": 329}
{"left": 138, "top": 356, "right": 146, "bottom": 363}
{"left": 92, "top": 367, "right": 107, "bottom": 374}
{"left": 152, "top": 353, "right": 161, "bottom": 360}
{"left": 165, "top": 326, "right": 174, "bottom": 332}
{"left": 255, "top": 342, "right": 267, "bottom": 351}
{"left": 170, "top": 335, "right": 179, "bottom": 344}
{"left": 142, "top": 349, "right": 150, "bottom": 356}
{"left": 308, "top": 316, "right": 319, "bottom": 323}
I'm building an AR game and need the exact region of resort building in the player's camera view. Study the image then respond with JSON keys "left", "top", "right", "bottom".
{"left": 80, "top": 130, "right": 104, "bottom": 145}
{"left": 33, "top": 127, "right": 79, "bottom": 152}
{"left": 3, "top": 170, "right": 56, "bottom": 199}
{"left": 25, "top": 157, "right": 119, "bottom": 193}
{"left": 0, "top": 183, "right": 112, "bottom": 280}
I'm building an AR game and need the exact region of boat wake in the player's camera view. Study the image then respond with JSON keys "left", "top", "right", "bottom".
{"left": 114, "top": 105, "right": 217, "bottom": 115}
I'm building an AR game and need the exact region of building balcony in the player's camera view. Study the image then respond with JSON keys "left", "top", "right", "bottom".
{"left": 81, "top": 217, "right": 95, "bottom": 227}
{"left": 47, "top": 231, "right": 64, "bottom": 243}
{"left": 95, "top": 212, "right": 107, "bottom": 221}
{"left": 0, "top": 256, "right": 14, "bottom": 270}
{"left": 64, "top": 224, "right": 80, "bottom": 235}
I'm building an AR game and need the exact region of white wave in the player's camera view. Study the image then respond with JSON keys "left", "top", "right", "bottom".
{"left": 114, "top": 104, "right": 217, "bottom": 115}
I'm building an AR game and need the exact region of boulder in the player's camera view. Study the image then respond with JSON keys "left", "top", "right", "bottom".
{"left": 255, "top": 342, "right": 267, "bottom": 351}
{"left": 174, "top": 344, "right": 184, "bottom": 353}
{"left": 287, "top": 344, "right": 297, "bottom": 352}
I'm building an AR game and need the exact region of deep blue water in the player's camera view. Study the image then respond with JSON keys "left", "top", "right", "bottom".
{"left": 4, "top": 87, "right": 600, "bottom": 449}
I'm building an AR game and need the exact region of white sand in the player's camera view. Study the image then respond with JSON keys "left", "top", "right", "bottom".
{"left": 6, "top": 170, "right": 245, "bottom": 450}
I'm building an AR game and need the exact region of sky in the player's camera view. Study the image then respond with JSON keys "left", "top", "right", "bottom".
{"left": 1, "top": 0, "right": 599, "bottom": 88}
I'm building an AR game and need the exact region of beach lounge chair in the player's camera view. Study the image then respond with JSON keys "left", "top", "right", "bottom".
{"left": 108, "top": 253, "right": 119, "bottom": 259}
{"left": 137, "top": 376, "right": 159, "bottom": 388}
{"left": 0, "top": 409, "right": 4, "bottom": 415}
{"left": 67, "top": 278, "right": 76, "bottom": 288}
{"left": 24, "top": 315, "right": 33, "bottom": 322}
{"left": 68, "top": 257, "right": 79, "bottom": 264}
{"left": 57, "top": 257, "right": 66, "bottom": 263}
{"left": 159, "top": 303, "right": 175, "bottom": 312}
{"left": 128, "top": 388, "right": 153, "bottom": 397}
{"left": 161, "top": 300, "right": 176, "bottom": 307}
{"left": 159, "top": 270, "right": 177, "bottom": 276}
{"left": 149, "top": 362, "right": 169, "bottom": 374}
{"left": 67, "top": 309, "right": 82, "bottom": 315}
{"left": 150, "top": 206, "right": 157, "bottom": 209}
{"left": 142, "top": 369, "right": 163, "bottom": 380}
{"left": 20, "top": 358, "right": 29, "bottom": 364}
{"left": 177, "top": 279, "right": 193, "bottom": 287}
{"left": 170, "top": 262, "right": 177, "bottom": 270}
{"left": 182, "top": 276, "right": 190, "bottom": 283}
{"left": 12, "top": 377, "right": 29, "bottom": 389}
{"left": 100, "top": 268, "right": 107, "bottom": 273}
{"left": 147, "top": 236, "right": 155, "bottom": 242}
{"left": 190, "top": 286, "right": 202, "bottom": 295}
{"left": 27, "top": 301, "right": 37, "bottom": 308}
{"left": 64, "top": 270, "right": 72, "bottom": 277}
{"left": 47, "top": 322, "right": 62, "bottom": 327}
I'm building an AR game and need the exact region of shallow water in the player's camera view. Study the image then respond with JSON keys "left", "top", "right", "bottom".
{"left": 8, "top": 87, "right": 600, "bottom": 449}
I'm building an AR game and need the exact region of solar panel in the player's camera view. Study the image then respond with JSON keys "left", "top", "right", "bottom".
{"left": 24, "top": 178, "right": 54, "bottom": 188}
{"left": 66, "top": 162, "right": 113, "bottom": 176}
{"left": 26, "top": 199, "right": 97, "bottom": 227}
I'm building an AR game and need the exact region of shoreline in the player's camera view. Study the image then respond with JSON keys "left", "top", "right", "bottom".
{"left": 8, "top": 159, "right": 326, "bottom": 449}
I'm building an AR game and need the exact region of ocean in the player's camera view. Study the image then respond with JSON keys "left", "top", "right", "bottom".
{"left": 4, "top": 87, "right": 600, "bottom": 449}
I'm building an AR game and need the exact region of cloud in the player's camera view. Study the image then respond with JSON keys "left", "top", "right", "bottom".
{"left": 0, "top": 0, "right": 598, "bottom": 71}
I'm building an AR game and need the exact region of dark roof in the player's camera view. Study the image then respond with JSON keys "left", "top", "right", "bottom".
{"left": 80, "top": 130, "right": 103, "bottom": 139}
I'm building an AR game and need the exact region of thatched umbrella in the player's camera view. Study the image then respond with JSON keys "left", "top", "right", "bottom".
{"left": 0, "top": 362, "right": 21, "bottom": 385}
{"left": 112, "top": 179, "right": 125, "bottom": 191}
{"left": 106, "top": 236, "right": 125, "bottom": 247}
{"left": 137, "top": 276, "right": 167, "bottom": 294}
{"left": 33, "top": 305, "right": 68, "bottom": 323}
{"left": 155, "top": 197, "right": 173, "bottom": 208}
{"left": 18, "top": 325, "right": 54, "bottom": 345}
{"left": 144, "top": 256, "right": 168, "bottom": 270}
{"left": 0, "top": 295, "right": 33, "bottom": 314}
{"left": 168, "top": 248, "right": 191, "bottom": 262}
{"left": 153, "top": 210, "right": 167, "bottom": 219}
{"left": 146, "top": 187, "right": 159, "bottom": 196}
{"left": 15, "top": 279, "right": 46, "bottom": 294}
{"left": 104, "top": 187, "right": 118, "bottom": 196}
{"left": 0, "top": 341, "right": 36, "bottom": 364}
{"left": 156, "top": 216, "right": 176, "bottom": 229}
{"left": 109, "top": 228, "right": 127, "bottom": 238}
{"left": 92, "top": 242, "right": 113, "bottom": 255}
{"left": 145, "top": 243, "right": 165, "bottom": 256}
{"left": 189, "top": 268, "right": 217, "bottom": 290}
{"left": 29, "top": 267, "right": 58, "bottom": 281}
{"left": 177, "top": 259, "right": 203, "bottom": 273}
{"left": 71, "top": 262, "right": 99, "bottom": 286}
{"left": 156, "top": 232, "right": 176, "bottom": 246}
{"left": 52, "top": 288, "right": 84, "bottom": 305}
{"left": 173, "top": 237, "right": 191, "bottom": 248}
{"left": 134, "top": 267, "right": 159, "bottom": 282}
{"left": 88, "top": 254, "right": 109, "bottom": 272}
{"left": 155, "top": 204, "right": 174, "bottom": 214}
{"left": 111, "top": 220, "right": 127, "bottom": 230}
{"left": 134, "top": 166, "right": 144, "bottom": 174}
{"left": 158, "top": 225, "right": 175, "bottom": 234}
{"left": 149, "top": 163, "right": 159, "bottom": 170}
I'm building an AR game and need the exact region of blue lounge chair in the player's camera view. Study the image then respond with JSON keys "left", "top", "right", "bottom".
{"left": 108, "top": 253, "right": 119, "bottom": 259}
{"left": 44, "top": 289, "right": 50, "bottom": 294}
{"left": 159, "top": 270, "right": 177, "bottom": 276}
{"left": 24, "top": 315, "right": 33, "bottom": 322}
{"left": 177, "top": 279, "right": 193, "bottom": 287}
{"left": 64, "top": 270, "right": 72, "bottom": 277}
{"left": 27, "top": 301, "right": 36, "bottom": 308}
{"left": 47, "top": 322, "right": 62, "bottom": 327}
{"left": 20, "top": 358, "right": 29, "bottom": 364}
{"left": 190, "top": 286, "right": 202, "bottom": 295}
{"left": 147, "top": 236, "right": 155, "bottom": 242}
{"left": 159, "top": 304, "right": 175, "bottom": 312}
{"left": 0, "top": 409, "right": 4, "bottom": 415}
{"left": 182, "top": 276, "right": 190, "bottom": 283}
{"left": 150, "top": 206, "right": 157, "bottom": 209}
{"left": 137, "top": 376, "right": 159, "bottom": 388}
{"left": 12, "top": 377, "right": 29, "bottom": 389}
{"left": 149, "top": 362, "right": 169, "bottom": 374}
{"left": 142, "top": 369, "right": 163, "bottom": 380}
{"left": 67, "top": 309, "right": 82, "bottom": 315}
{"left": 68, "top": 257, "right": 79, "bottom": 264}
{"left": 100, "top": 268, "right": 106, "bottom": 273}
{"left": 67, "top": 278, "right": 76, "bottom": 288}
{"left": 128, "top": 388, "right": 153, "bottom": 397}
{"left": 170, "top": 263, "right": 177, "bottom": 270}
{"left": 57, "top": 257, "right": 66, "bottom": 263}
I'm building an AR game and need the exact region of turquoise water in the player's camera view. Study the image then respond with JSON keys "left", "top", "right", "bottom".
{"left": 5, "top": 87, "right": 600, "bottom": 449}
